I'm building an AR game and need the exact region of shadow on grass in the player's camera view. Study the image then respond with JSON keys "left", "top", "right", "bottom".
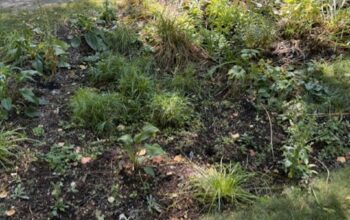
{"left": 203, "top": 167, "right": 350, "bottom": 220}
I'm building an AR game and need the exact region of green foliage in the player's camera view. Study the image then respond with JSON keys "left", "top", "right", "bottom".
{"left": 0, "top": 129, "right": 26, "bottom": 168}
{"left": 105, "top": 25, "right": 139, "bottom": 54}
{"left": 280, "top": 0, "right": 321, "bottom": 38}
{"left": 0, "top": 31, "right": 70, "bottom": 75}
{"left": 50, "top": 182, "right": 69, "bottom": 217}
{"left": 89, "top": 54, "right": 126, "bottom": 84}
{"left": 118, "top": 124, "right": 165, "bottom": 168}
{"left": 313, "top": 118, "right": 350, "bottom": 161}
{"left": 0, "top": 65, "right": 41, "bottom": 120}
{"left": 150, "top": 92, "right": 193, "bottom": 128}
{"left": 314, "top": 58, "right": 350, "bottom": 112}
{"left": 191, "top": 162, "right": 254, "bottom": 211}
{"left": 282, "top": 100, "right": 317, "bottom": 180}
{"left": 44, "top": 143, "right": 81, "bottom": 173}
{"left": 118, "top": 67, "right": 153, "bottom": 101}
{"left": 70, "top": 88, "right": 127, "bottom": 133}
{"left": 204, "top": 167, "right": 350, "bottom": 220}
{"left": 170, "top": 65, "right": 200, "bottom": 95}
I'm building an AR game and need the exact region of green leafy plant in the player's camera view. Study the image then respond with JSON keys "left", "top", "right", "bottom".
{"left": 191, "top": 162, "right": 254, "bottom": 211}
{"left": 0, "top": 65, "right": 42, "bottom": 120}
{"left": 0, "top": 129, "right": 26, "bottom": 168}
{"left": 150, "top": 92, "right": 193, "bottom": 128}
{"left": 118, "top": 124, "right": 165, "bottom": 169}
{"left": 44, "top": 143, "right": 82, "bottom": 173}
{"left": 89, "top": 54, "right": 126, "bottom": 85}
{"left": 170, "top": 65, "right": 200, "bottom": 95}
{"left": 282, "top": 100, "right": 317, "bottom": 180}
{"left": 70, "top": 88, "right": 127, "bottom": 133}
{"left": 50, "top": 182, "right": 69, "bottom": 218}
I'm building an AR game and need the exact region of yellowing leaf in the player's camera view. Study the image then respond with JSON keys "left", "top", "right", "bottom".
{"left": 136, "top": 149, "right": 147, "bottom": 156}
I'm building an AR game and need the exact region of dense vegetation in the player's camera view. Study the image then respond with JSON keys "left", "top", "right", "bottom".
{"left": 0, "top": 0, "right": 349, "bottom": 219}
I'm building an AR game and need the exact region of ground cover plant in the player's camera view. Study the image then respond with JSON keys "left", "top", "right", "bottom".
{"left": 0, "top": 0, "right": 350, "bottom": 219}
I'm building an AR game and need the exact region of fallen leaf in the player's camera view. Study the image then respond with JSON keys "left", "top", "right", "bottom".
{"left": 5, "top": 208, "right": 16, "bottom": 216}
{"left": 81, "top": 157, "right": 92, "bottom": 164}
{"left": 337, "top": 156, "right": 346, "bottom": 164}
{"left": 136, "top": 149, "right": 146, "bottom": 156}
{"left": 346, "top": 195, "right": 350, "bottom": 200}
{"left": 174, "top": 155, "right": 185, "bottom": 163}
{"left": 152, "top": 155, "right": 165, "bottom": 164}
{"left": 230, "top": 133, "right": 240, "bottom": 140}
{"left": 0, "top": 190, "right": 8, "bottom": 199}
{"left": 249, "top": 149, "right": 256, "bottom": 157}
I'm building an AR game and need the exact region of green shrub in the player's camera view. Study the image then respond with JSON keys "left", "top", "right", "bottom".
{"left": 70, "top": 88, "right": 127, "bottom": 133}
{"left": 237, "top": 13, "right": 276, "bottom": 49}
{"left": 314, "top": 59, "right": 350, "bottom": 112}
{"left": 191, "top": 162, "right": 254, "bottom": 211}
{"left": 150, "top": 92, "right": 193, "bottom": 128}
{"left": 205, "top": 0, "right": 242, "bottom": 36}
{"left": 118, "top": 67, "right": 153, "bottom": 101}
{"left": 0, "top": 65, "right": 41, "bottom": 120}
{"left": 280, "top": 0, "right": 321, "bottom": 38}
{"left": 105, "top": 25, "right": 139, "bottom": 54}
{"left": 0, "top": 129, "right": 26, "bottom": 168}
{"left": 89, "top": 54, "right": 126, "bottom": 85}
{"left": 204, "top": 167, "right": 350, "bottom": 220}
{"left": 170, "top": 65, "right": 200, "bottom": 95}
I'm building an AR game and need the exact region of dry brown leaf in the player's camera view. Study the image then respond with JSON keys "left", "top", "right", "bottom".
{"left": 152, "top": 155, "right": 165, "bottom": 164}
{"left": 249, "top": 149, "right": 256, "bottom": 157}
{"left": 174, "top": 155, "right": 185, "bottom": 163}
{"left": 80, "top": 157, "right": 92, "bottom": 164}
{"left": 0, "top": 190, "right": 8, "bottom": 199}
{"left": 5, "top": 208, "right": 16, "bottom": 217}
{"left": 136, "top": 149, "right": 146, "bottom": 156}
{"left": 337, "top": 156, "right": 346, "bottom": 164}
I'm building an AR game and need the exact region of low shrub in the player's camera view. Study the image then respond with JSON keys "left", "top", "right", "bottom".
{"left": 70, "top": 88, "right": 127, "bottom": 133}
{"left": 89, "top": 54, "right": 126, "bottom": 85}
{"left": 0, "top": 129, "right": 26, "bottom": 168}
{"left": 191, "top": 162, "right": 254, "bottom": 211}
{"left": 150, "top": 92, "right": 193, "bottom": 128}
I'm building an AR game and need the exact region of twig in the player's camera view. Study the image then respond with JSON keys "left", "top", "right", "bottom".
{"left": 262, "top": 105, "right": 275, "bottom": 161}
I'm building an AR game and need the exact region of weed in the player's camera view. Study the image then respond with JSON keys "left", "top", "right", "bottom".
{"left": 50, "top": 182, "right": 68, "bottom": 218}
{"left": 105, "top": 25, "right": 140, "bottom": 54}
{"left": 170, "top": 65, "right": 200, "bottom": 95}
{"left": 70, "top": 88, "right": 127, "bottom": 133}
{"left": 118, "top": 124, "right": 165, "bottom": 169}
{"left": 44, "top": 143, "right": 81, "bottom": 173}
{"left": 0, "top": 129, "right": 26, "bottom": 168}
{"left": 154, "top": 15, "right": 205, "bottom": 69}
{"left": 118, "top": 67, "right": 153, "bottom": 101}
{"left": 204, "top": 167, "right": 350, "bottom": 219}
{"left": 89, "top": 54, "right": 126, "bottom": 85}
{"left": 0, "top": 65, "right": 41, "bottom": 120}
{"left": 191, "top": 162, "right": 254, "bottom": 211}
{"left": 32, "top": 125, "right": 45, "bottom": 137}
{"left": 150, "top": 92, "right": 193, "bottom": 128}
{"left": 282, "top": 100, "right": 317, "bottom": 180}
